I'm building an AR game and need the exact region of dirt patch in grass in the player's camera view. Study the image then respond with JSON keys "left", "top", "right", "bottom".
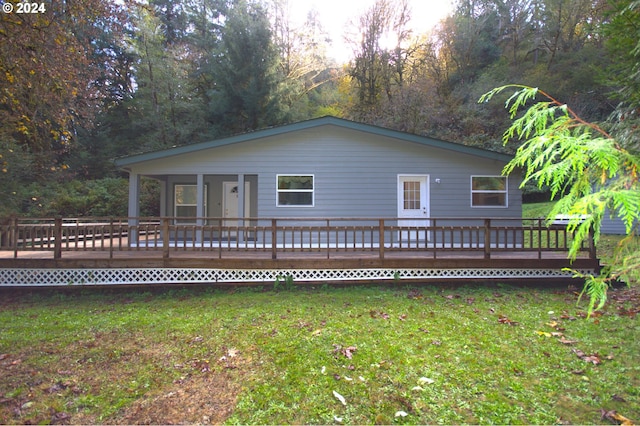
{"left": 109, "top": 371, "right": 239, "bottom": 425}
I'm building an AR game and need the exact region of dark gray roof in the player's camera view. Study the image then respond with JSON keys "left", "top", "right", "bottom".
{"left": 115, "top": 116, "right": 512, "bottom": 168}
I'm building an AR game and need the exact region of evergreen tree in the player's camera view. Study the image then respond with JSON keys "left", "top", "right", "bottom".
{"left": 208, "top": 0, "right": 287, "bottom": 135}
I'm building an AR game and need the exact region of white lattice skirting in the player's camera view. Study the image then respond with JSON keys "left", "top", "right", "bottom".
{"left": 0, "top": 267, "right": 594, "bottom": 286}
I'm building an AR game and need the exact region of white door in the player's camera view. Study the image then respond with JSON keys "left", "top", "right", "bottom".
{"left": 222, "top": 181, "right": 250, "bottom": 236}
{"left": 398, "top": 175, "right": 429, "bottom": 241}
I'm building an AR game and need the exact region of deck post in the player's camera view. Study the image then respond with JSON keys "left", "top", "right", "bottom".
{"left": 271, "top": 218, "right": 277, "bottom": 260}
{"left": 588, "top": 225, "right": 597, "bottom": 260}
{"left": 326, "top": 219, "right": 331, "bottom": 259}
{"left": 162, "top": 217, "right": 170, "bottom": 259}
{"left": 379, "top": 219, "right": 385, "bottom": 259}
{"left": 484, "top": 218, "right": 491, "bottom": 259}
{"left": 109, "top": 219, "right": 114, "bottom": 259}
{"left": 11, "top": 215, "right": 18, "bottom": 259}
{"left": 54, "top": 217, "right": 63, "bottom": 259}
{"left": 538, "top": 218, "right": 543, "bottom": 260}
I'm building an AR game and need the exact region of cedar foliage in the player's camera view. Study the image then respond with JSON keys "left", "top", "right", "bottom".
{"left": 481, "top": 85, "right": 639, "bottom": 314}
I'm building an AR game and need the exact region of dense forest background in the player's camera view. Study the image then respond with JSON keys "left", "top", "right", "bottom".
{"left": 1, "top": 0, "right": 638, "bottom": 217}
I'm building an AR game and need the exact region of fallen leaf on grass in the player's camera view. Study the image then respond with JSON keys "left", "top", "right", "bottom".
{"left": 601, "top": 409, "right": 634, "bottom": 425}
{"left": 573, "top": 349, "right": 602, "bottom": 365}
{"left": 498, "top": 315, "right": 519, "bottom": 325}
{"left": 558, "top": 337, "right": 578, "bottom": 345}
{"left": 369, "top": 310, "right": 390, "bottom": 319}
{"left": 560, "top": 313, "right": 577, "bottom": 320}
{"left": 536, "top": 330, "right": 552, "bottom": 337}
{"left": 332, "top": 344, "right": 358, "bottom": 359}
{"left": 333, "top": 390, "right": 347, "bottom": 406}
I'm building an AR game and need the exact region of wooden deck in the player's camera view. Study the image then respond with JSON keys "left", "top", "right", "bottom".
{"left": 0, "top": 216, "right": 600, "bottom": 286}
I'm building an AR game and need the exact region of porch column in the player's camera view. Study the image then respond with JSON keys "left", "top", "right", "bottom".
{"left": 196, "top": 174, "right": 204, "bottom": 244}
{"left": 159, "top": 179, "right": 167, "bottom": 217}
{"left": 128, "top": 172, "right": 141, "bottom": 244}
{"left": 237, "top": 174, "right": 245, "bottom": 243}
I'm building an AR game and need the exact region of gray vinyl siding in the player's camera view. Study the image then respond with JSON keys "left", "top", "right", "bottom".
{"left": 601, "top": 211, "right": 639, "bottom": 235}
{"left": 128, "top": 125, "right": 522, "bottom": 221}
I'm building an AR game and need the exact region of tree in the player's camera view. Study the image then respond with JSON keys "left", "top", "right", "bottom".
{"left": 0, "top": 0, "right": 128, "bottom": 177}
{"left": 0, "top": 0, "right": 130, "bottom": 215}
{"left": 480, "top": 85, "right": 639, "bottom": 315}
{"left": 128, "top": 6, "right": 196, "bottom": 151}
{"left": 603, "top": 0, "right": 640, "bottom": 153}
{"left": 207, "top": 0, "right": 286, "bottom": 134}
{"left": 269, "top": 0, "right": 337, "bottom": 120}
{"left": 346, "top": 0, "right": 413, "bottom": 120}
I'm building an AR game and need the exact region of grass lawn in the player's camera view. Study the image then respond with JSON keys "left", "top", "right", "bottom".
{"left": 0, "top": 202, "right": 637, "bottom": 424}
{"left": 0, "top": 284, "right": 638, "bottom": 425}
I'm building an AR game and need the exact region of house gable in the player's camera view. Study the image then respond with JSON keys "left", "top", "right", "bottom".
{"left": 115, "top": 116, "right": 513, "bottom": 170}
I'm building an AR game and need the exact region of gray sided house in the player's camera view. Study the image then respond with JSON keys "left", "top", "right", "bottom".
{"left": 115, "top": 116, "right": 522, "bottom": 245}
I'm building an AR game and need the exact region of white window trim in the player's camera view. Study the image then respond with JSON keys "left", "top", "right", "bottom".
{"left": 470, "top": 175, "right": 508, "bottom": 208}
{"left": 276, "top": 174, "right": 315, "bottom": 207}
{"left": 174, "top": 184, "right": 208, "bottom": 223}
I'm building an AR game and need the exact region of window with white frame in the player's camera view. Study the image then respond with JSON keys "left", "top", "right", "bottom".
{"left": 277, "top": 175, "right": 314, "bottom": 206}
{"left": 471, "top": 176, "right": 507, "bottom": 207}
{"left": 174, "top": 184, "right": 207, "bottom": 223}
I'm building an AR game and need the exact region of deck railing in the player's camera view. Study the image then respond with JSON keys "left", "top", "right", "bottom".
{"left": 0, "top": 216, "right": 596, "bottom": 260}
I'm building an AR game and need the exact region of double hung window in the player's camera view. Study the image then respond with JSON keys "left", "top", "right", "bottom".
{"left": 471, "top": 176, "right": 507, "bottom": 207}
{"left": 175, "top": 184, "right": 207, "bottom": 223}
{"left": 277, "top": 175, "right": 314, "bottom": 207}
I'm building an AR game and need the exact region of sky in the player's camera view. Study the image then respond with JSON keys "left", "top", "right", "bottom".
{"left": 287, "top": 0, "right": 456, "bottom": 63}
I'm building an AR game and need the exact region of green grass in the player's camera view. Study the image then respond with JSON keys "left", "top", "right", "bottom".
{"left": 523, "top": 201, "right": 556, "bottom": 219}
{"left": 1, "top": 285, "right": 638, "bottom": 424}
